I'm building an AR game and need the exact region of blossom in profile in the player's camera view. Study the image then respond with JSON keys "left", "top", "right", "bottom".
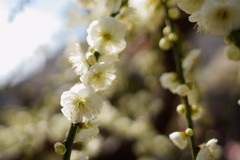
{"left": 87, "top": 17, "right": 127, "bottom": 55}
{"left": 169, "top": 132, "right": 188, "bottom": 150}
{"left": 80, "top": 62, "right": 116, "bottom": 92}
{"left": 68, "top": 43, "right": 89, "bottom": 76}
{"left": 177, "top": 0, "right": 205, "bottom": 14}
{"left": 189, "top": 0, "right": 240, "bottom": 35}
{"left": 60, "top": 84, "right": 103, "bottom": 123}
{"left": 74, "top": 118, "right": 100, "bottom": 143}
{"left": 196, "top": 138, "right": 221, "bottom": 160}
{"left": 160, "top": 72, "right": 179, "bottom": 91}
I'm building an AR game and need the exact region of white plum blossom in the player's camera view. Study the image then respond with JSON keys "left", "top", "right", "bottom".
{"left": 74, "top": 118, "right": 100, "bottom": 143}
{"left": 169, "top": 132, "right": 188, "bottom": 150}
{"left": 73, "top": 0, "right": 98, "bottom": 9}
{"left": 105, "top": 0, "right": 122, "bottom": 14}
{"left": 177, "top": 0, "right": 205, "bottom": 14}
{"left": 60, "top": 83, "right": 103, "bottom": 123}
{"left": 68, "top": 43, "right": 89, "bottom": 76}
{"left": 80, "top": 62, "right": 116, "bottom": 92}
{"left": 160, "top": 72, "right": 179, "bottom": 91}
{"left": 71, "top": 150, "right": 89, "bottom": 160}
{"left": 189, "top": 0, "right": 240, "bottom": 35}
{"left": 87, "top": 17, "right": 127, "bottom": 55}
{"left": 196, "top": 138, "right": 222, "bottom": 160}
{"left": 173, "top": 84, "right": 190, "bottom": 97}
{"left": 116, "top": 7, "right": 137, "bottom": 30}
{"left": 183, "top": 49, "right": 201, "bottom": 74}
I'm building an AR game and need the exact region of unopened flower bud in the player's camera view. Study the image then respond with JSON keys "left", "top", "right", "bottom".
{"left": 224, "top": 45, "right": 240, "bottom": 61}
{"left": 185, "top": 128, "right": 193, "bottom": 136}
{"left": 54, "top": 142, "right": 66, "bottom": 155}
{"left": 168, "top": 7, "right": 180, "bottom": 20}
{"left": 169, "top": 132, "right": 188, "bottom": 149}
{"left": 87, "top": 55, "right": 97, "bottom": 65}
{"left": 159, "top": 37, "right": 171, "bottom": 50}
{"left": 163, "top": 26, "right": 171, "bottom": 36}
{"left": 176, "top": 104, "right": 186, "bottom": 115}
{"left": 168, "top": 33, "right": 178, "bottom": 42}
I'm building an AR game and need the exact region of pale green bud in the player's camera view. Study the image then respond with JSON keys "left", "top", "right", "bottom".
{"left": 159, "top": 37, "right": 171, "bottom": 50}
{"left": 87, "top": 55, "right": 97, "bottom": 65}
{"left": 163, "top": 26, "right": 171, "bottom": 36}
{"left": 168, "top": 7, "right": 180, "bottom": 20}
{"left": 54, "top": 142, "right": 66, "bottom": 156}
{"left": 176, "top": 104, "right": 186, "bottom": 115}
{"left": 168, "top": 33, "right": 178, "bottom": 42}
{"left": 185, "top": 128, "right": 193, "bottom": 136}
{"left": 224, "top": 45, "right": 240, "bottom": 61}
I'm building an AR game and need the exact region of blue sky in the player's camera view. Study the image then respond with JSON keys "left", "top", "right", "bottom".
{"left": 0, "top": 0, "right": 69, "bottom": 87}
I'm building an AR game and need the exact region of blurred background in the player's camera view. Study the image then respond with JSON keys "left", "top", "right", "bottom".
{"left": 1, "top": 0, "right": 240, "bottom": 160}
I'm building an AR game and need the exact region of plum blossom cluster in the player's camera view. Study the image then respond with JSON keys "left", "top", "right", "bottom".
{"left": 58, "top": 1, "right": 131, "bottom": 159}
{"left": 177, "top": 0, "right": 240, "bottom": 62}
{"left": 177, "top": 0, "right": 240, "bottom": 36}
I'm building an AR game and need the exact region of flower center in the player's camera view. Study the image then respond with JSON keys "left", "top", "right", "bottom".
{"left": 74, "top": 98, "right": 89, "bottom": 112}
{"left": 102, "top": 32, "right": 112, "bottom": 41}
{"left": 92, "top": 72, "right": 103, "bottom": 82}
{"left": 215, "top": 7, "right": 229, "bottom": 21}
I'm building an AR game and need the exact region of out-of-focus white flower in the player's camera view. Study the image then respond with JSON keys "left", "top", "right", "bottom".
{"left": 60, "top": 83, "right": 103, "bottom": 123}
{"left": 85, "top": 136, "right": 103, "bottom": 157}
{"left": 160, "top": 72, "right": 179, "bottom": 91}
{"left": 80, "top": 62, "right": 116, "bottom": 92}
{"left": 71, "top": 150, "right": 89, "bottom": 160}
{"left": 67, "top": 43, "right": 89, "bottom": 76}
{"left": 196, "top": 138, "right": 221, "bottom": 160}
{"left": 128, "top": 0, "right": 163, "bottom": 31}
{"left": 105, "top": 0, "right": 122, "bottom": 14}
{"left": 98, "top": 101, "right": 120, "bottom": 127}
{"left": 74, "top": 118, "right": 100, "bottom": 143}
{"left": 224, "top": 45, "right": 240, "bottom": 61}
{"left": 189, "top": 0, "right": 240, "bottom": 35}
{"left": 169, "top": 132, "right": 188, "bottom": 150}
{"left": 73, "top": 0, "right": 98, "bottom": 9}
{"left": 183, "top": 49, "right": 201, "bottom": 74}
{"left": 177, "top": 0, "right": 205, "bottom": 14}
{"left": 116, "top": 7, "right": 138, "bottom": 30}
{"left": 238, "top": 99, "right": 240, "bottom": 106}
{"left": 87, "top": 17, "right": 127, "bottom": 55}
{"left": 173, "top": 84, "right": 190, "bottom": 96}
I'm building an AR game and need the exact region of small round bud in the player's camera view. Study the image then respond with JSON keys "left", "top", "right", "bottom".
{"left": 185, "top": 128, "right": 193, "bottom": 136}
{"left": 166, "top": 0, "right": 175, "bottom": 6}
{"left": 163, "top": 26, "right": 171, "bottom": 36}
{"left": 168, "top": 7, "right": 180, "bottom": 20}
{"left": 54, "top": 142, "right": 66, "bottom": 156}
{"left": 159, "top": 37, "right": 171, "bottom": 50}
{"left": 176, "top": 104, "right": 186, "bottom": 115}
{"left": 168, "top": 33, "right": 178, "bottom": 42}
{"left": 224, "top": 45, "right": 240, "bottom": 61}
{"left": 87, "top": 55, "right": 97, "bottom": 65}
{"left": 191, "top": 105, "right": 198, "bottom": 113}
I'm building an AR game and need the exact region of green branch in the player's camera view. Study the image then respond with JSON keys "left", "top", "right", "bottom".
{"left": 162, "top": 1, "right": 198, "bottom": 159}
{"left": 63, "top": 123, "right": 79, "bottom": 160}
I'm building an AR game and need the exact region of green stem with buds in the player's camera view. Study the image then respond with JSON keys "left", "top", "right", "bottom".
{"left": 63, "top": 123, "right": 79, "bottom": 160}
{"left": 162, "top": 1, "right": 198, "bottom": 159}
